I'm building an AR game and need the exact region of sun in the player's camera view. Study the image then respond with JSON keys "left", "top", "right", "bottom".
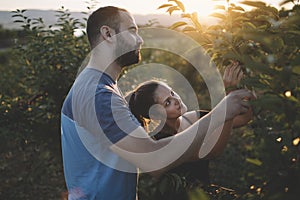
{"left": 182, "top": 0, "right": 221, "bottom": 17}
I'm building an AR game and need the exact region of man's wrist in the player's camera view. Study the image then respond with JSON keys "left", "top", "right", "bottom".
{"left": 225, "top": 86, "right": 238, "bottom": 94}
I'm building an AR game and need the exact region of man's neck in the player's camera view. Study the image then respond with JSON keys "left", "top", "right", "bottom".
{"left": 104, "top": 64, "right": 122, "bottom": 81}
{"left": 87, "top": 52, "right": 122, "bottom": 81}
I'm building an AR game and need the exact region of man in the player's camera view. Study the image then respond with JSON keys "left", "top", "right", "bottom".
{"left": 61, "top": 6, "right": 254, "bottom": 200}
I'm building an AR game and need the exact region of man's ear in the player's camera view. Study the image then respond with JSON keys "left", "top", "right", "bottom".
{"left": 100, "top": 26, "right": 113, "bottom": 42}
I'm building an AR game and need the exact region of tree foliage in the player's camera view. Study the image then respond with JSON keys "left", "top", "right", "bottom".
{"left": 0, "top": 7, "right": 89, "bottom": 199}
{"left": 0, "top": 1, "right": 299, "bottom": 199}
{"left": 144, "top": 0, "right": 300, "bottom": 199}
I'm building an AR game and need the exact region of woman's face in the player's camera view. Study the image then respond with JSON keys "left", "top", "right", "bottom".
{"left": 154, "top": 84, "right": 187, "bottom": 120}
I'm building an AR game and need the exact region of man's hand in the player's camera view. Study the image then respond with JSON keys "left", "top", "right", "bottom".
{"left": 219, "top": 89, "right": 255, "bottom": 121}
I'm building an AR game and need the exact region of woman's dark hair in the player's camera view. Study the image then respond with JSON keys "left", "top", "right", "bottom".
{"left": 126, "top": 80, "right": 161, "bottom": 129}
{"left": 87, "top": 6, "right": 128, "bottom": 49}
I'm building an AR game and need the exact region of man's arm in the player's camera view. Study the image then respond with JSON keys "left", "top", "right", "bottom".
{"left": 110, "top": 89, "right": 254, "bottom": 176}
{"left": 180, "top": 110, "right": 233, "bottom": 159}
{"left": 232, "top": 107, "right": 253, "bottom": 128}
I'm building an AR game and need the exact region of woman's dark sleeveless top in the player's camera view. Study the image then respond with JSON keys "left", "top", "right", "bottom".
{"left": 152, "top": 110, "right": 210, "bottom": 184}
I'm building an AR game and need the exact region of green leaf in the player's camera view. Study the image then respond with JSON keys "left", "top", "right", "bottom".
{"left": 240, "top": 1, "right": 266, "bottom": 8}
{"left": 242, "top": 22, "right": 257, "bottom": 30}
{"left": 292, "top": 66, "right": 300, "bottom": 75}
{"left": 181, "top": 13, "right": 191, "bottom": 18}
{"left": 286, "top": 95, "right": 299, "bottom": 103}
{"left": 167, "top": 173, "right": 183, "bottom": 192}
{"left": 243, "top": 31, "right": 284, "bottom": 53}
{"left": 16, "top": 9, "right": 26, "bottom": 13}
{"left": 222, "top": 52, "right": 242, "bottom": 64}
{"left": 279, "top": 0, "right": 293, "bottom": 6}
{"left": 246, "top": 158, "right": 262, "bottom": 166}
{"left": 287, "top": 30, "right": 300, "bottom": 35}
{"left": 214, "top": 5, "right": 226, "bottom": 10}
{"left": 188, "top": 188, "right": 210, "bottom": 200}
{"left": 13, "top": 20, "right": 25, "bottom": 23}
{"left": 233, "top": 16, "right": 249, "bottom": 23}
{"left": 11, "top": 14, "right": 24, "bottom": 18}
{"left": 191, "top": 12, "right": 202, "bottom": 32}
{"left": 210, "top": 12, "right": 226, "bottom": 20}
{"left": 254, "top": 15, "right": 270, "bottom": 23}
{"left": 167, "top": 6, "right": 180, "bottom": 15}
{"left": 233, "top": 6, "right": 245, "bottom": 12}
{"left": 207, "top": 24, "right": 223, "bottom": 31}
{"left": 169, "top": 21, "right": 187, "bottom": 29}
{"left": 182, "top": 26, "right": 196, "bottom": 32}
{"left": 157, "top": 4, "right": 173, "bottom": 9}
{"left": 175, "top": 1, "right": 185, "bottom": 12}
{"left": 265, "top": 6, "right": 279, "bottom": 18}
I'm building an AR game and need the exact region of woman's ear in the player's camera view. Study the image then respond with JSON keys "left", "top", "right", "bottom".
{"left": 100, "top": 26, "right": 114, "bottom": 42}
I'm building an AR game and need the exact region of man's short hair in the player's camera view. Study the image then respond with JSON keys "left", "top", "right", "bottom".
{"left": 87, "top": 6, "right": 128, "bottom": 48}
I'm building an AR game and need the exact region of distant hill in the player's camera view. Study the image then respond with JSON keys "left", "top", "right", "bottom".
{"left": 0, "top": 9, "right": 216, "bottom": 29}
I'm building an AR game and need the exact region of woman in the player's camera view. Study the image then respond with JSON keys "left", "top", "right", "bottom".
{"left": 126, "top": 62, "right": 252, "bottom": 199}
{"left": 126, "top": 61, "right": 249, "bottom": 140}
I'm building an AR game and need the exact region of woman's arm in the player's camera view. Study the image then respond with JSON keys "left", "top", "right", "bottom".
{"left": 223, "top": 61, "right": 254, "bottom": 128}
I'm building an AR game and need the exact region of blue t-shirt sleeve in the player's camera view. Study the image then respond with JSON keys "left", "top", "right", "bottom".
{"left": 95, "top": 88, "right": 140, "bottom": 144}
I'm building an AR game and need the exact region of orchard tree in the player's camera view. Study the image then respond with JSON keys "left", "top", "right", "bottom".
{"left": 137, "top": 0, "right": 300, "bottom": 200}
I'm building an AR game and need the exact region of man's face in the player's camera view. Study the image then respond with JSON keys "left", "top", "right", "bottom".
{"left": 114, "top": 11, "right": 143, "bottom": 68}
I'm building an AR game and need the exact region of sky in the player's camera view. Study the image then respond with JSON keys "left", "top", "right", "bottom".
{"left": 1, "top": 0, "right": 292, "bottom": 16}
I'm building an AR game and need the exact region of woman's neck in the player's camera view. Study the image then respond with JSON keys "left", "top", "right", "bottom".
{"left": 163, "top": 118, "right": 181, "bottom": 134}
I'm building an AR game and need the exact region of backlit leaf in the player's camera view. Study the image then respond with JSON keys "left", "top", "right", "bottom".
{"left": 175, "top": 1, "right": 185, "bottom": 12}
{"left": 240, "top": 1, "right": 266, "bottom": 8}
{"left": 157, "top": 4, "right": 173, "bottom": 9}
{"left": 214, "top": 5, "right": 226, "bottom": 10}
{"left": 210, "top": 12, "right": 226, "bottom": 20}
{"left": 167, "top": 6, "right": 180, "bottom": 15}
{"left": 292, "top": 66, "right": 300, "bottom": 75}
{"left": 169, "top": 21, "right": 187, "bottom": 29}
{"left": 246, "top": 158, "right": 262, "bottom": 166}
{"left": 182, "top": 26, "right": 196, "bottom": 32}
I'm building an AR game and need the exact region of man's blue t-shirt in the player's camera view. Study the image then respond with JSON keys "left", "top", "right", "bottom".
{"left": 61, "top": 67, "right": 140, "bottom": 200}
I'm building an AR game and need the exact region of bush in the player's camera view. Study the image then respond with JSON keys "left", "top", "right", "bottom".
{"left": 0, "top": 7, "right": 89, "bottom": 199}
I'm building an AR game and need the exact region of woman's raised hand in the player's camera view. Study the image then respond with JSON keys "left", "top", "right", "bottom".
{"left": 223, "top": 61, "right": 244, "bottom": 92}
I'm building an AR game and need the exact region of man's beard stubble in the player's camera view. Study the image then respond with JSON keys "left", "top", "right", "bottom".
{"left": 116, "top": 50, "right": 140, "bottom": 68}
{"left": 115, "top": 35, "right": 141, "bottom": 68}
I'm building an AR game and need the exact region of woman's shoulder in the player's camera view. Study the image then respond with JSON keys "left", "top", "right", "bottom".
{"left": 195, "top": 109, "right": 210, "bottom": 118}
{"left": 182, "top": 109, "right": 209, "bottom": 122}
{"left": 178, "top": 110, "right": 210, "bottom": 132}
